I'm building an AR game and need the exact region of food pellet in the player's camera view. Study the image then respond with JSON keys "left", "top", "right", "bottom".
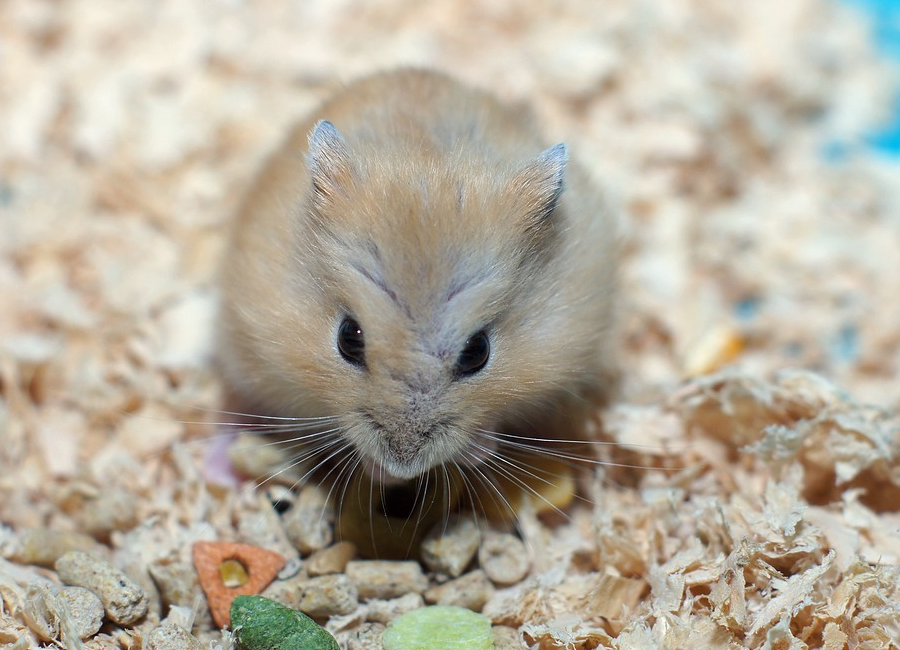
{"left": 230, "top": 595, "right": 339, "bottom": 650}
{"left": 282, "top": 485, "right": 334, "bottom": 555}
{"left": 381, "top": 605, "right": 493, "bottom": 650}
{"left": 55, "top": 551, "right": 148, "bottom": 625}
{"left": 345, "top": 561, "right": 428, "bottom": 601}
{"left": 261, "top": 576, "right": 302, "bottom": 610}
{"left": 59, "top": 586, "right": 104, "bottom": 639}
{"left": 78, "top": 491, "right": 140, "bottom": 541}
{"left": 146, "top": 623, "right": 203, "bottom": 650}
{"left": 423, "top": 569, "right": 493, "bottom": 612}
{"left": 296, "top": 574, "right": 358, "bottom": 618}
{"left": 345, "top": 622, "right": 385, "bottom": 650}
{"left": 420, "top": 517, "right": 480, "bottom": 578}
{"left": 306, "top": 541, "right": 356, "bottom": 576}
{"left": 478, "top": 533, "right": 530, "bottom": 586}
{"left": 147, "top": 559, "right": 206, "bottom": 616}
{"left": 11, "top": 528, "right": 99, "bottom": 568}
{"left": 365, "top": 593, "right": 424, "bottom": 625}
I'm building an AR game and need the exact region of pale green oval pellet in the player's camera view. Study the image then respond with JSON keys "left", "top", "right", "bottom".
{"left": 382, "top": 605, "right": 494, "bottom": 650}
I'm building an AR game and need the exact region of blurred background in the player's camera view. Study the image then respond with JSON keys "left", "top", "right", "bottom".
{"left": 2, "top": 5, "right": 899, "bottom": 646}
{"left": 1, "top": 0, "right": 899, "bottom": 459}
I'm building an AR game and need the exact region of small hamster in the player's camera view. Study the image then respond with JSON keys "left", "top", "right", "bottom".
{"left": 217, "top": 69, "right": 618, "bottom": 485}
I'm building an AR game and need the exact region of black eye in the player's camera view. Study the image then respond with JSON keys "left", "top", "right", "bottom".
{"left": 456, "top": 330, "right": 490, "bottom": 377}
{"left": 337, "top": 317, "right": 365, "bottom": 367}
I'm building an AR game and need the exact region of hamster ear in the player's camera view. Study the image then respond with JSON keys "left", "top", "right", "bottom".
{"left": 513, "top": 143, "right": 567, "bottom": 223}
{"left": 307, "top": 120, "right": 355, "bottom": 201}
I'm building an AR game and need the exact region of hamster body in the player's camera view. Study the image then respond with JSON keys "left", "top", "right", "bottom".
{"left": 217, "top": 69, "right": 618, "bottom": 483}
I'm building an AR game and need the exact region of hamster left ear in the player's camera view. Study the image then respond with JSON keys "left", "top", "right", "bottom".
{"left": 513, "top": 143, "right": 567, "bottom": 223}
{"left": 307, "top": 120, "right": 355, "bottom": 202}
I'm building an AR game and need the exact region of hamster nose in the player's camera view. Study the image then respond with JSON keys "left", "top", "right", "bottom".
{"left": 379, "top": 421, "right": 440, "bottom": 479}
{"left": 385, "top": 429, "right": 425, "bottom": 464}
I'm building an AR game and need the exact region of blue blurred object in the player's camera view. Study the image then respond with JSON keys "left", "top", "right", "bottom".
{"left": 831, "top": 323, "right": 861, "bottom": 363}
{"left": 841, "top": 0, "right": 900, "bottom": 155}
{"left": 734, "top": 296, "right": 760, "bottom": 321}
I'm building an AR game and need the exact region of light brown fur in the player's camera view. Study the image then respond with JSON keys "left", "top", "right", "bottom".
{"left": 217, "top": 69, "right": 618, "bottom": 481}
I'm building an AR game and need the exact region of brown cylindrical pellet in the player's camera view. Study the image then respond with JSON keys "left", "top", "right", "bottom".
{"left": 55, "top": 552, "right": 148, "bottom": 625}
{"left": 345, "top": 560, "right": 428, "bottom": 601}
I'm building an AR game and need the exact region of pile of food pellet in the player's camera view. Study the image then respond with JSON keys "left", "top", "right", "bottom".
{"left": 1, "top": 1, "right": 899, "bottom": 649}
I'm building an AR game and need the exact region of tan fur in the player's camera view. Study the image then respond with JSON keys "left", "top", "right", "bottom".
{"left": 217, "top": 69, "right": 619, "bottom": 480}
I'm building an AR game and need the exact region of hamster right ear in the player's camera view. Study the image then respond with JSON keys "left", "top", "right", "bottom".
{"left": 307, "top": 120, "right": 355, "bottom": 202}
{"left": 512, "top": 143, "right": 567, "bottom": 225}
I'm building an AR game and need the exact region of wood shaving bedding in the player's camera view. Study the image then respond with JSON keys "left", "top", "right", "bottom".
{"left": 1, "top": 0, "right": 899, "bottom": 648}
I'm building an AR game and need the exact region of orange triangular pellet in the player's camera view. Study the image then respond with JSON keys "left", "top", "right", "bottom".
{"left": 192, "top": 541, "right": 286, "bottom": 628}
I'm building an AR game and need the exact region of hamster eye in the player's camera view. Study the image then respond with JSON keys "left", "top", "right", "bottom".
{"left": 455, "top": 330, "right": 490, "bottom": 377}
{"left": 337, "top": 317, "right": 365, "bottom": 367}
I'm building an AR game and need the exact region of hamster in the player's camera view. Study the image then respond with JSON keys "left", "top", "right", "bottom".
{"left": 216, "top": 69, "right": 618, "bottom": 489}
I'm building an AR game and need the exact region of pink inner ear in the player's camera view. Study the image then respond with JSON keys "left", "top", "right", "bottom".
{"left": 202, "top": 430, "right": 242, "bottom": 488}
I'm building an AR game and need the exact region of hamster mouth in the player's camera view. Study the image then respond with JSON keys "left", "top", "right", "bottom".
{"left": 361, "top": 457, "right": 416, "bottom": 485}
{"left": 358, "top": 413, "right": 462, "bottom": 481}
{"left": 359, "top": 434, "right": 487, "bottom": 483}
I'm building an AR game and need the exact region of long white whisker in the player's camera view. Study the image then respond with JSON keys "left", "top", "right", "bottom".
{"left": 400, "top": 471, "right": 429, "bottom": 537}
{"left": 440, "top": 466, "right": 452, "bottom": 537}
{"left": 473, "top": 448, "right": 571, "bottom": 523}
{"left": 149, "top": 421, "right": 341, "bottom": 462}
{"left": 478, "top": 433, "right": 680, "bottom": 472}
{"left": 470, "top": 440, "right": 566, "bottom": 493}
{"left": 368, "top": 465, "right": 379, "bottom": 555}
{"left": 326, "top": 450, "right": 362, "bottom": 530}
{"left": 478, "top": 428, "right": 681, "bottom": 454}
{"left": 378, "top": 465, "right": 395, "bottom": 536}
{"left": 450, "top": 461, "right": 489, "bottom": 541}
{"left": 186, "top": 405, "right": 341, "bottom": 422}
{"left": 259, "top": 434, "right": 347, "bottom": 491}
{"left": 322, "top": 450, "right": 361, "bottom": 543}
{"left": 463, "top": 452, "right": 518, "bottom": 523}
{"left": 404, "top": 472, "right": 432, "bottom": 558}
{"left": 258, "top": 427, "right": 345, "bottom": 449}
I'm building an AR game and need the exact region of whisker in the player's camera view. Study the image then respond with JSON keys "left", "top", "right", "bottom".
{"left": 327, "top": 450, "right": 362, "bottom": 527}
{"left": 276, "top": 434, "right": 345, "bottom": 468}
{"left": 463, "top": 452, "right": 518, "bottom": 524}
{"left": 440, "top": 465, "right": 452, "bottom": 537}
{"left": 368, "top": 465, "right": 379, "bottom": 556}
{"left": 184, "top": 420, "right": 336, "bottom": 430}
{"left": 254, "top": 427, "right": 346, "bottom": 449}
{"left": 404, "top": 471, "right": 432, "bottom": 558}
{"left": 320, "top": 450, "right": 360, "bottom": 544}
{"left": 253, "top": 454, "right": 315, "bottom": 492}
{"left": 478, "top": 428, "right": 683, "bottom": 455}
{"left": 256, "top": 435, "right": 346, "bottom": 491}
{"left": 146, "top": 420, "right": 342, "bottom": 463}
{"left": 378, "top": 465, "right": 392, "bottom": 535}
{"left": 478, "top": 434, "right": 682, "bottom": 472}
{"left": 183, "top": 405, "right": 341, "bottom": 423}
{"left": 473, "top": 440, "right": 583, "bottom": 487}
{"left": 451, "top": 460, "right": 487, "bottom": 529}
{"left": 399, "top": 471, "right": 429, "bottom": 537}
{"left": 491, "top": 443, "right": 629, "bottom": 483}
{"left": 472, "top": 447, "right": 571, "bottom": 523}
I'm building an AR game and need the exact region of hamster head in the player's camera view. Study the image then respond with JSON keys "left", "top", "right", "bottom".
{"left": 279, "top": 120, "right": 583, "bottom": 480}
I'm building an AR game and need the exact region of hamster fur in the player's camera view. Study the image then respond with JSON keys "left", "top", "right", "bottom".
{"left": 217, "top": 69, "right": 618, "bottom": 485}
